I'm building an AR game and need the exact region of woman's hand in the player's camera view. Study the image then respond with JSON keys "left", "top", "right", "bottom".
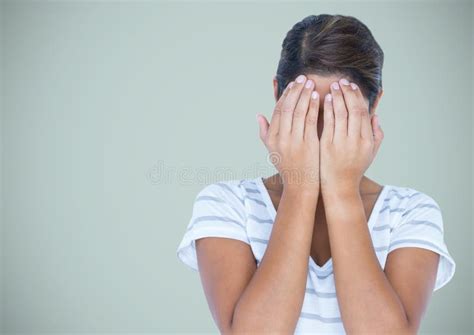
{"left": 319, "top": 78, "right": 384, "bottom": 195}
{"left": 257, "top": 74, "right": 320, "bottom": 194}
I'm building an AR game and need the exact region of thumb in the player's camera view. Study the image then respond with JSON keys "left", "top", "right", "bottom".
{"left": 256, "top": 114, "right": 269, "bottom": 142}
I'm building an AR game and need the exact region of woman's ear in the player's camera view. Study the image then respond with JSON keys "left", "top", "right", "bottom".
{"left": 273, "top": 76, "right": 279, "bottom": 102}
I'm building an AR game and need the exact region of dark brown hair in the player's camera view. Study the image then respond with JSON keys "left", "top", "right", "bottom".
{"left": 275, "top": 14, "right": 384, "bottom": 114}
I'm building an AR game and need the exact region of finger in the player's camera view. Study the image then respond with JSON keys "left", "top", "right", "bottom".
{"left": 330, "top": 81, "right": 348, "bottom": 139}
{"left": 268, "top": 81, "right": 292, "bottom": 138}
{"left": 321, "top": 93, "right": 334, "bottom": 144}
{"left": 292, "top": 78, "right": 314, "bottom": 138}
{"left": 257, "top": 113, "right": 270, "bottom": 142}
{"left": 361, "top": 110, "right": 374, "bottom": 141}
{"left": 361, "top": 109, "right": 373, "bottom": 140}
{"left": 372, "top": 114, "right": 384, "bottom": 156}
{"left": 348, "top": 83, "right": 374, "bottom": 140}
{"left": 304, "top": 90, "right": 320, "bottom": 141}
{"left": 280, "top": 74, "right": 306, "bottom": 135}
{"left": 339, "top": 79, "right": 364, "bottom": 138}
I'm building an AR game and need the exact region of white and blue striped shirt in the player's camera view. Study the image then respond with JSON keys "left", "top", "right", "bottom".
{"left": 176, "top": 177, "right": 456, "bottom": 334}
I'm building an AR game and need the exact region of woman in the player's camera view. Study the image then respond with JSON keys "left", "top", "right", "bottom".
{"left": 176, "top": 14, "right": 455, "bottom": 334}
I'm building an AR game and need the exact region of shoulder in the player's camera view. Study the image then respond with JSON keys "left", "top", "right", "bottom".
{"left": 196, "top": 178, "right": 263, "bottom": 198}
{"left": 195, "top": 179, "right": 252, "bottom": 202}
{"left": 177, "top": 180, "right": 258, "bottom": 272}
{"left": 384, "top": 185, "right": 455, "bottom": 291}
{"left": 384, "top": 184, "right": 443, "bottom": 229}
{"left": 192, "top": 178, "right": 262, "bottom": 218}
{"left": 385, "top": 184, "right": 441, "bottom": 210}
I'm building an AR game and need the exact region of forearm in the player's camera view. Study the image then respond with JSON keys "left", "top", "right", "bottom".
{"left": 323, "top": 190, "right": 410, "bottom": 334}
{"left": 231, "top": 187, "right": 318, "bottom": 333}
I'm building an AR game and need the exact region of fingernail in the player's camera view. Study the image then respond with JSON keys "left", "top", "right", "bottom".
{"left": 311, "top": 91, "right": 318, "bottom": 100}
{"left": 340, "top": 78, "right": 350, "bottom": 86}
{"left": 305, "top": 80, "right": 313, "bottom": 88}
{"left": 331, "top": 82, "right": 339, "bottom": 90}
{"left": 256, "top": 113, "right": 260, "bottom": 121}
{"left": 350, "top": 82, "right": 358, "bottom": 90}
{"left": 326, "top": 93, "right": 332, "bottom": 101}
{"left": 296, "top": 74, "right": 306, "bottom": 83}
{"left": 289, "top": 81, "right": 295, "bottom": 88}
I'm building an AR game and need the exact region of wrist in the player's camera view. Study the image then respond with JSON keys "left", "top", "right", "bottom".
{"left": 322, "top": 186, "right": 360, "bottom": 202}
{"left": 282, "top": 176, "right": 320, "bottom": 196}
{"left": 321, "top": 179, "right": 360, "bottom": 196}
{"left": 283, "top": 184, "right": 320, "bottom": 198}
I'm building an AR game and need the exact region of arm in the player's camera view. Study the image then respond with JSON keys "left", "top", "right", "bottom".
{"left": 323, "top": 190, "right": 438, "bottom": 334}
{"left": 196, "top": 188, "right": 317, "bottom": 333}
{"left": 231, "top": 187, "right": 318, "bottom": 332}
{"left": 319, "top": 78, "right": 439, "bottom": 334}
{"left": 196, "top": 74, "right": 321, "bottom": 333}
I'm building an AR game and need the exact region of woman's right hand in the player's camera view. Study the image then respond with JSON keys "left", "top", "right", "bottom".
{"left": 257, "top": 74, "right": 321, "bottom": 195}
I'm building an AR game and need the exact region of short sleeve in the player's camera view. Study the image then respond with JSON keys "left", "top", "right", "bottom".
{"left": 176, "top": 181, "right": 250, "bottom": 272}
{"left": 387, "top": 193, "right": 456, "bottom": 291}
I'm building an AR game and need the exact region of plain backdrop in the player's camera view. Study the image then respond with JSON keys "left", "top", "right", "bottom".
{"left": 1, "top": 0, "right": 473, "bottom": 334}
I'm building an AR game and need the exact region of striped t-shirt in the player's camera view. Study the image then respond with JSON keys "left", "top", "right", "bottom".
{"left": 176, "top": 177, "right": 456, "bottom": 334}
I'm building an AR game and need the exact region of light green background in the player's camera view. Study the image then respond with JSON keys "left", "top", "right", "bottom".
{"left": 1, "top": 0, "right": 472, "bottom": 334}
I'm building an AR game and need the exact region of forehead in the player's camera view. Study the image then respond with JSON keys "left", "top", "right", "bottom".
{"left": 305, "top": 73, "right": 369, "bottom": 107}
{"left": 305, "top": 74, "right": 342, "bottom": 89}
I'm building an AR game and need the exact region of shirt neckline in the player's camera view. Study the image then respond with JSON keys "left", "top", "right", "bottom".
{"left": 254, "top": 176, "right": 391, "bottom": 273}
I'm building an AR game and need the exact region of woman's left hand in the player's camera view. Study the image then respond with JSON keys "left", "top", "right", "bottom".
{"left": 319, "top": 78, "right": 384, "bottom": 195}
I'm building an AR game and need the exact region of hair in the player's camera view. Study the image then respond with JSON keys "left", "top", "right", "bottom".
{"left": 275, "top": 14, "right": 384, "bottom": 114}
